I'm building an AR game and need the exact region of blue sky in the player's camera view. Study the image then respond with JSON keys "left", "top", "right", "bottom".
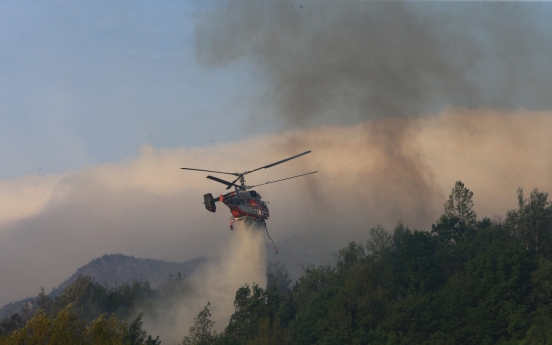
{"left": 0, "top": 1, "right": 274, "bottom": 178}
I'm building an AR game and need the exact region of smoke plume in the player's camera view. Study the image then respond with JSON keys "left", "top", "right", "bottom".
{"left": 2, "top": 3, "right": 552, "bottom": 339}
{"left": 2, "top": 109, "right": 552, "bottom": 309}
{"left": 142, "top": 221, "right": 267, "bottom": 343}
{"left": 196, "top": 1, "right": 552, "bottom": 124}
{"left": 195, "top": 1, "right": 552, "bottom": 233}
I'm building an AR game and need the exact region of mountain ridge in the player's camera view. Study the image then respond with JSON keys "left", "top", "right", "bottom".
{"left": 0, "top": 253, "right": 206, "bottom": 319}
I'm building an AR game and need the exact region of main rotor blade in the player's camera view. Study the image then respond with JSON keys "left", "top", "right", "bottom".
{"left": 245, "top": 150, "right": 312, "bottom": 175}
{"left": 181, "top": 168, "right": 238, "bottom": 176}
{"left": 226, "top": 176, "right": 241, "bottom": 190}
{"left": 206, "top": 175, "right": 243, "bottom": 189}
{"left": 248, "top": 171, "right": 318, "bottom": 188}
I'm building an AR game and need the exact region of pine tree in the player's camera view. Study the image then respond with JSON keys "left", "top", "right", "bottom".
{"left": 444, "top": 181, "right": 477, "bottom": 227}
{"left": 182, "top": 303, "right": 218, "bottom": 345}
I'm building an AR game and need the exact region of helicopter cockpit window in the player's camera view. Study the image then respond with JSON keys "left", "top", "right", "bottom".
{"left": 249, "top": 190, "right": 257, "bottom": 198}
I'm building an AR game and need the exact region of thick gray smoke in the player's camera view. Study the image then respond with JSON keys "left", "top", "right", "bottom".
{"left": 195, "top": 1, "right": 552, "bottom": 233}
{"left": 196, "top": 1, "right": 552, "bottom": 124}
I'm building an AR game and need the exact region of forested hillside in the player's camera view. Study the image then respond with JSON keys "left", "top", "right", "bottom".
{"left": 191, "top": 182, "right": 552, "bottom": 345}
{"left": 0, "top": 254, "right": 206, "bottom": 320}
{"left": 2, "top": 181, "right": 552, "bottom": 344}
{"left": 0, "top": 272, "right": 191, "bottom": 344}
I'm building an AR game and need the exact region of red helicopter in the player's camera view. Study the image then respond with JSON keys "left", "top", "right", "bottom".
{"left": 181, "top": 150, "right": 317, "bottom": 232}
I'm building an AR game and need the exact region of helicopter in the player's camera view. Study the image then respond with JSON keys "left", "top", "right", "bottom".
{"left": 180, "top": 150, "right": 317, "bottom": 232}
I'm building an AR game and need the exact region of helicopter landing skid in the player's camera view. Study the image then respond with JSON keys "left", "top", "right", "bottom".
{"left": 229, "top": 216, "right": 266, "bottom": 230}
{"left": 229, "top": 216, "right": 249, "bottom": 230}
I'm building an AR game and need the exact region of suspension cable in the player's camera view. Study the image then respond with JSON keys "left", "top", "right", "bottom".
{"left": 264, "top": 222, "right": 278, "bottom": 254}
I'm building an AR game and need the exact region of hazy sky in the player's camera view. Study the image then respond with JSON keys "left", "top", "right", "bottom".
{"left": 2, "top": 1, "right": 552, "bottom": 178}
{"left": 1, "top": 1, "right": 273, "bottom": 178}
{"left": 2, "top": 0, "right": 552, "bottom": 310}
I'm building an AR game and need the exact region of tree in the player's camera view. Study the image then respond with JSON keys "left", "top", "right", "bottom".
{"left": 392, "top": 219, "right": 411, "bottom": 247}
{"left": 247, "top": 317, "right": 290, "bottom": 345}
{"left": 6, "top": 305, "right": 85, "bottom": 345}
{"left": 0, "top": 314, "right": 25, "bottom": 337}
{"left": 433, "top": 181, "right": 477, "bottom": 244}
{"left": 519, "top": 258, "right": 552, "bottom": 344}
{"left": 84, "top": 314, "right": 127, "bottom": 345}
{"left": 366, "top": 224, "right": 393, "bottom": 256}
{"left": 436, "top": 238, "right": 532, "bottom": 344}
{"left": 392, "top": 230, "right": 444, "bottom": 295}
{"left": 267, "top": 261, "right": 292, "bottom": 296}
{"left": 444, "top": 181, "right": 477, "bottom": 227}
{"left": 35, "top": 286, "right": 53, "bottom": 315}
{"left": 125, "top": 313, "right": 160, "bottom": 345}
{"left": 182, "top": 302, "right": 218, "bottom": 345}
{"left": 158, "top": 272, "right": 190, "bottom": 298}
{"left": 507, "top": 188, "right": 552, "bottom": 258}
{"left": 47, "top": 304, "right": 87, "bottom": 345}
{"left": 0, "top": 305, "right": 160, "bottom": 345}
{"left": 51, "top": 275, "right": 104, "bottom": 321}
{"left": 336, "top": 242, "right": 366, "bottom": 276}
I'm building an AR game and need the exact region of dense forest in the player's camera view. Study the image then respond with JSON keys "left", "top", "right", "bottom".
{"left": 2, "top": 181, "right": 552, "bottom": 344}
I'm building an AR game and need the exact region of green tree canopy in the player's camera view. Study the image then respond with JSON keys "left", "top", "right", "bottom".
{"left": 507, "top": 188, "right": 552, "bottom": 258}
{"left": 444, "top": 180, "right": 477, "bottom": 226}
{"left": 182, "top": 303, "right": 218, "bottom": 345}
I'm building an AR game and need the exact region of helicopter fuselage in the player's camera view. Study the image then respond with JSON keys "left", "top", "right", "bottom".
{"left": 186, "top": 149, "right": 315, "bottom": 228}
{"left": 221, "top": 189, "right": 269, "bottom": 221}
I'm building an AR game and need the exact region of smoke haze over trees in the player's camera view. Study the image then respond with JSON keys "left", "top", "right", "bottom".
{"left": 2, "top": 1, "right": 552, "bottom": 343}
{"left": 3, "top": 181, "right": 552, "bottom": 343}
{"left": 3, "top": 110, "right": 552, "bottom": 308}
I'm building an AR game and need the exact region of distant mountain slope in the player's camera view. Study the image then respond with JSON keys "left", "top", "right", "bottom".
{"left": 50, "top": 254, "right": 206, "bottom": 296}
{"left": 1, "top": 254, "right": 206, "bottom": 318}
{"left": 0, "top": 298, "right": 34, "bottom": 321}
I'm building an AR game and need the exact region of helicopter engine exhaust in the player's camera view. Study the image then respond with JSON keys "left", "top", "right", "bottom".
{"left": 203, "top": 193, "right": 216, "bottom": 212}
